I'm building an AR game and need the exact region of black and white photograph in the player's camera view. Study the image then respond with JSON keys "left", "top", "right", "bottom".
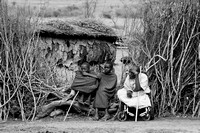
{"left": 0, "top": 0, "right": 200, "bottom": 132}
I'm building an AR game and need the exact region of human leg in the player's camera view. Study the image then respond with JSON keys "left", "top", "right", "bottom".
{"left": 93, "top": 108, "right": 99, "bottom": 120}
{"left": 100, "top": 108, "right": 111, "bottom": 121}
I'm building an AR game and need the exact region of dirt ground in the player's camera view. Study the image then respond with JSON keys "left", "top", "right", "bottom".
{"left": 0, "top": 116, "right": 200, "bottom": 133}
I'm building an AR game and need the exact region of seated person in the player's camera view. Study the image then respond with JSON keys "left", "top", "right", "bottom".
{"left": 93, "top": 61, "right": 117, "bottom": 121}
{"left": 36, "top": 62, "right": 99, "bottom": 119}
{"left": 67, "top": 62, "right": 99, "bottom": 107}
{"left": 117, "top": 65, "right": 151, "bottom": 108}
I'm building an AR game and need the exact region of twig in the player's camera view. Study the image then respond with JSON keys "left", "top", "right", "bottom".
{"left": 63, "top": 91, "right": 79, "bottom": 121}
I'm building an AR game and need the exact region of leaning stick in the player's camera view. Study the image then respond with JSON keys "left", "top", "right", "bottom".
{"left": 135, "top": 92, "right": 139, "bottom": 122}
{"left": 135, "top": 66, "right": 142, "bottom": 122}
{"left": 63, "top": 91, "right": 79, "bottom": 121}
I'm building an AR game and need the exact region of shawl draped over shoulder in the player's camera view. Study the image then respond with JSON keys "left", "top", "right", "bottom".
{"left": 71, "top": 71, "right": 99, "bottom": 93}
{"left": 94, "top": 72, "right": 117, "bottom": 108}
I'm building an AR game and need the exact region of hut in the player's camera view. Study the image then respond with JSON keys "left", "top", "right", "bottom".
{"left": 36, "top": 19, "right": 119, "bottom": 88}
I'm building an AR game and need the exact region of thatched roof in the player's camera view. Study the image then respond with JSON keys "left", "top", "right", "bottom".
{"left": 37, "top": 19, "right": 119, "bottom": 42}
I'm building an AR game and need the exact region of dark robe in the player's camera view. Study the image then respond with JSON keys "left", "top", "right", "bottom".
{"left": 71, "top": 71, "right": 99, "bottom": 105}
{"left": 93, "top": 72, "right": 117, "bottom": 108}
{"left": 71, "top": 71, "right": 99, "bottom": 93}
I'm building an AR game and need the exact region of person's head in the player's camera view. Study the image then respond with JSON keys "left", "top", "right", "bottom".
{"left": 80, "top": 62, "right": 90, "bottom": 72}
{"left": 103, "top": 61, "right": 113, "bottom": 74}
{"left": 128, "top": 65, "right": 140, "bottom": 79}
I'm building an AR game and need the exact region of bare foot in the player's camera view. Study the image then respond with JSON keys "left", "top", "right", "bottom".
{"left": 108, "top": 116, "right": 116, "bottom": 121}
{"left": 100, "top": 114, "right": 111, "bottom": 121}
{"left": 92, "top": 115, "right": 99, "bottom": 121}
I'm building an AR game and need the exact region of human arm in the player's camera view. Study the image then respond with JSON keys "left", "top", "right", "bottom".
{"left": 82, "top": 71, "right": 101, "bottom": 79}
{"left": 123, "top": 75, "right": 134, "bottom": 98}
{"left": 139, "top": 73, "right": 150, "bottom": 93}
{"left": 63, "top": 89, "right": 75, "bottom": 101}
{"left": 123, "top": 75, "right": 133, "bottom": 91}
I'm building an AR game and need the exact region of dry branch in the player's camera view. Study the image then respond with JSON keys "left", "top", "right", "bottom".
{"left": 129, "top": 1, "right": 200, "bottom": 117}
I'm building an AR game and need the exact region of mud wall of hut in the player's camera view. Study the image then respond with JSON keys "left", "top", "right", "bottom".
{"left": 114, "top": 47, "right": 129, "bottom": 85}
{"left": 37, "top": 38, "right": 116, "bottom": 88}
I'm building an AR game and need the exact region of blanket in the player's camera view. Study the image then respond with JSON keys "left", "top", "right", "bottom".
{"left": 71, "top": 71, "right": 99, "bottom": 93}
